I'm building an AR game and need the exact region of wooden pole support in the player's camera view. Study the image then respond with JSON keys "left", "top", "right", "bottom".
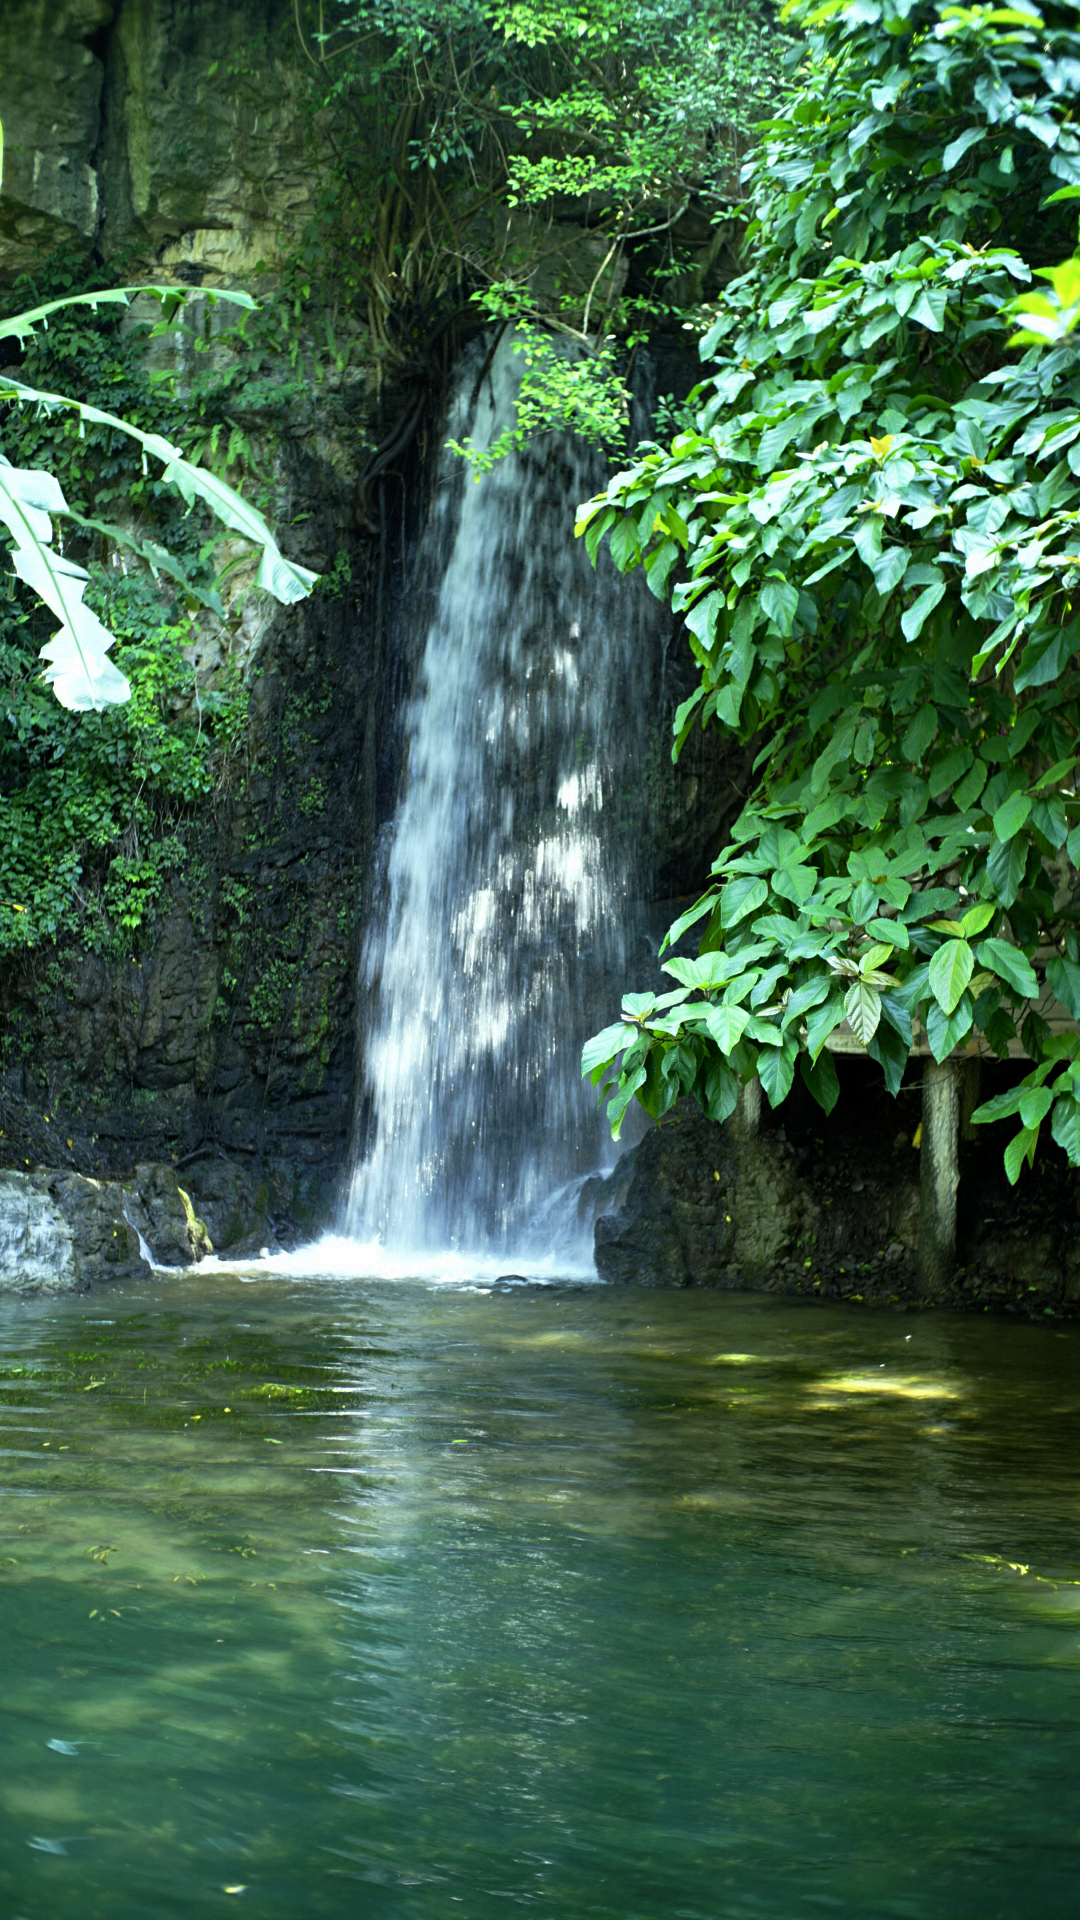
{"left": 918, "top": 1057, "right": 960, "bottom": 1296}
{"left": 733, "top": 1075, "right": 761, "bottom": 1142}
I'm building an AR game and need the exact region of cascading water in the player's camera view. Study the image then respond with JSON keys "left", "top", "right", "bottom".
{"left": 346, "top": 333, "right": 664, "bottom": 1256}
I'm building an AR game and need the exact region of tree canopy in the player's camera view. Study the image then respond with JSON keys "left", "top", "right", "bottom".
{"left": 296, "top": 0, "right": 787, "bottom": 454}
{"left": 579, "top": 0, "right": 1080, "bottom": 1181}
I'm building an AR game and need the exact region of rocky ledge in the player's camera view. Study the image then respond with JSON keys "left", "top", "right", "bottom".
{"left": 0, "top": 1163, "right": 215, "bottom": 1294}
{"left": 586, "top": 1092, "right": 1080, "bottom": 1320}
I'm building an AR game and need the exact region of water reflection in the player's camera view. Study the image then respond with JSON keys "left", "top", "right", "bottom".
{"left": 0, "top": 1277, "right": 1077, "bottom": 1918}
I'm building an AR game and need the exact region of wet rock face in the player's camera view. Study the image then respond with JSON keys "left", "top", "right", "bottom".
{"left": 591, "top": 1064, "right": 1080, "bottom": 1318}
{"left": 0, "top": 0, "right": 113, "bottom": 278}
{"left": 0, "top": 1162, "right": 215, "bottom": 1293}
{"left": 591, "top": 1114, "right": 812, "bottom": 1289}
{"left": 0, "top": 0, "right": 314, "bottom": 284}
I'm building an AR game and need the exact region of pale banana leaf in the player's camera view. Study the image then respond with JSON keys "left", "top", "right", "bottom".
{"left": 0, "top": 284, "right": 256, "bottom": 349}
{"left": 1, "top": 376, "right": 318, "bottom": 605}
{"left": 0, "top": 457, "right": 130, "bottom": 710}
{"left": 0, "top": 373, "right": 317, "bottom": 707}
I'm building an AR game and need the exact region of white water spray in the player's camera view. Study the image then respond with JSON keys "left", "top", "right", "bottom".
{"left": 346, "top": 335, "right": 661, "bottom": 1255}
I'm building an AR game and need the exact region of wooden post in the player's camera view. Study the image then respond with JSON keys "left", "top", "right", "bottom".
{"left": 733, "top": 1075, "right": 761, "bottom": 1142}
{"left": 918, "top": 1058, "right": 960, "bottom": 1296}
{"left": 959, "top": 1056, "right": 982, "bottom": 1141}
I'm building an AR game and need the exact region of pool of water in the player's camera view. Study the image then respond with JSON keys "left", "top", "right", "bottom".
{"left": 1, "top": 1273, "right": 1078, "bottom": 1918}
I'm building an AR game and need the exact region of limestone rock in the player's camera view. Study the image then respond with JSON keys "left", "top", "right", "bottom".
{"left": 0, "top": 1160, "right": 215, "bottom": 1291}
{"left": 0, "top": 1, "right": 112, "bottom": 277}
{"left": 0, "top": 1169, "right": 147, "bottom": 1293}
{"left": 125, "top": 1162, "right": 214, "bottom": 1266}
{"left": 97, "top": 0, "right": 318, "bottom": 275}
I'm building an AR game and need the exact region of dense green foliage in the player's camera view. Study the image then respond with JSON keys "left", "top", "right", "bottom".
{"left": 0, "top": 265, "right": 312, "bottom": 957}
{"left": 581, "top": 0, "right": 1080, "bottom": 1179}
{"left": 297, "top": 0, "right": 788, "bottom": 455}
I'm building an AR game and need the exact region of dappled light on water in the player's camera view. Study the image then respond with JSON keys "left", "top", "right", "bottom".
{"left": 1, "top": 1277, "right": 1078, "bottom": 1918}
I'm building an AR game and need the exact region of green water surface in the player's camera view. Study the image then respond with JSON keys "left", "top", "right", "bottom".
{"left": 0, "top": 1274, "right": 1078, "bottom": 1918}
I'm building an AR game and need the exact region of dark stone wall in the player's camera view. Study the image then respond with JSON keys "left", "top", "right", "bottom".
{"left": 588, "top": 1062, "right": 1080, "bottom": 1318}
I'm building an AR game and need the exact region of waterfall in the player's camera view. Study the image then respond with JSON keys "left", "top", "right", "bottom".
{"left": 346, "top": 333, "right": 662, "bottom": 1256}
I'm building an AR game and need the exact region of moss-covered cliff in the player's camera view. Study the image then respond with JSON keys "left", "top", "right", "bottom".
{"left": 0, "top": 0, "right": 733, "bottom": 1255}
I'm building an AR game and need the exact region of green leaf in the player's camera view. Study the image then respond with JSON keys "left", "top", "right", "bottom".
{"left": 985, "top": 835, "right": 1027, "bottom": 908}
{"left": 1003, "top": 1125, "right": 1038, "bottom": 1186}
{"left": 608, "top": 516, "right": 641, "bottom": 570}
{"left": 867, "top": 1018, "right": 908, "bottom": 1096}
{"left": 869, "top": 546, "right": 910, "bottom": 596}
{"left": 953, "top": 759, "right": 988, "bottom": 811}
{"left": 705, "top": 1003, "right": 751, "bottom": 1053}
{"left": 660, "top": 890, "right": 717, "bottom": 952}
{"left": 758, "top": 1037, "right": 798, "bottom": 1107}
{"left": 971, "top": 1086, "right": 1025, "bottom": 1124}
{"left": 867, "top": 916, "right": 909, "bottom": 947}
{"left": 0, "top": 461, "right": 130, "bottom": 710}
{"left": 581, "top": 1022, "right": 639, "bottom": 1082}
{"left": 975, "top": 938, "right": 1038, "bottom": 1000}
{"left": 800, "top": 1047, "right": 840, "bottom": 1114}
{"left": 773, "top": 863, "right": 818, "bottom": 907}
{"left": 1046, "top": 955, "right": 1080, "bottom": 1018}
{"left": 941, "top": 127, "right": 984, "bottom": 172}
{"left": 0, "top": 282, "right": 255, "bottom": 348}
{"left": 702, "top": 1060, "right": 740, "bottom": 1123}
{"left": 760, "top": 577, "right": 799, "bottom": 636}
{"left": 843, "top": 978, "right": 881, "bottom": 1047}
{"left": 782, "top": 976, "right": 831, "bottom": 1030}
{"left": 909, "top": 285, "right": 947, "bottom": 332}
{"left": 959, "top": 902, "right": 996, "bottom": 939}
{"left": 1050, "top": 1095, "right": 1080, "bottom": 1165}
{"left": 721, "top": 876, "right": 768, "bottom": 927}
{"left": 806, "top": 993, "right": 847, "bottom": 1060}
{"left": 1019, "top": 1085, "right": 1054, "bottom": 1129}
{"left": 901, "top": 582, "right": 947, "bottom": 642}
{"left": 4, "top": 375, "right": 318, "bottom": 609}
{"left": 928, "top": 938, "right": 974, "bottom": 1014}
{"left": 607, "top": 1065, "right": 647, "bottom": 1139}
{"left": 684, "top": 589, "right": 723, "bottom": 652}
{"left": 992, "top": 791, "right": 1032, "bottom": 842}
{"left": 925, "top": 995, "right": 973, "bottom": 1061}
{"left": 901, "top": 705, "right": 937, "bottom": 762}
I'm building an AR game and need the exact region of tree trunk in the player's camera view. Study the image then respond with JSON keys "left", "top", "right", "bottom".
{"left": 959, "top": 1056, "right": 982, "bottom": 1141}
{"left": 918, "top": 1058, "right": 960, "bottom": 1296}
{"left": 733, "top": 1076, "right": 761, "bottom": 1142}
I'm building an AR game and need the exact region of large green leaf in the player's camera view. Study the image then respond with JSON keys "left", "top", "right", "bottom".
{"left": 925, "top": 995, "right": 973, "bottom": 1061}
{"left": 975, "top": 938, "right": 1038, "bottom": 1001}
{"left": 1050, "top": 1095, "right": 1080, "bottom": 1165}
{"left": 720, "top": 876, "right": 768, "bottom": 927}
{"left": 843, "top": 978, "right": 881, "bottom": 1046}
{"left": 928, "top": 937, "right": 974, "bottom": 1014}
{"left": 758, "top": 1036, "right": 797, "bottom": 1107}
{"left": 1004, "top": 1125, "right": 1039, "bottom": 1186}
{"left": 867, "top": 1019, "right": 908, "bottom": 1096}
{"left": 971, "top": 1085, "right": 1026, "bottom": 1124}
{"left": 705, "top": 1003, "right": 751, "bottom": 1054}
{"left": 581, "top": 1022, "right": 639, "bottom": 1082}
{"left": 800, "top": 1047, "right": 840, "bottom": 1114}
{"left": 806, "top": 992, "right": 847, "bottom": 1060}
{"left": 0, "top": 283, "right": 255, "bottom": 348}
{"left": 1046, "top": 955, "right": 1080, "bottom": 1018}
{"left": 992, "top": 790, "right": 1032, "bottom": 842}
